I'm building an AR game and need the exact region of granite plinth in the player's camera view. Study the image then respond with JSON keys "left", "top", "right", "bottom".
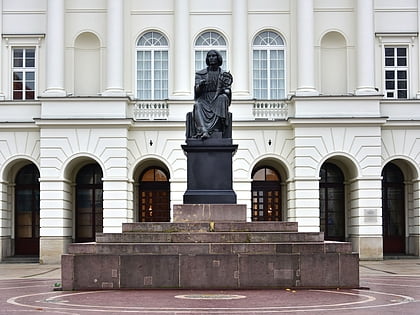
{"left": 173, "top": 204, "right": 246, "bottom": 222}
{"left": 62, "top": 218, "right": 360, "bottom": 290}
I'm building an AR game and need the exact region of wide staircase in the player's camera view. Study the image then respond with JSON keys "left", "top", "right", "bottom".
{"left": 62, "top": 219, "right": 359, "bottom": 290}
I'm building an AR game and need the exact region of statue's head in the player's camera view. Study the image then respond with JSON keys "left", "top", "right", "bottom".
{"left": 205, "top": 50, "right": 223, "bottom": 67}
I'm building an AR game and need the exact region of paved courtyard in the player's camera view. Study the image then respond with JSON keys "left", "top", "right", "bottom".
{"left": 0, "top": 258, "right": 418, "bottom": 314}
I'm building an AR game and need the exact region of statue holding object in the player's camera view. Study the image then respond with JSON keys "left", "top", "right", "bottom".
{"left": 186, "top": 50, "right": 233, "bottom": 139}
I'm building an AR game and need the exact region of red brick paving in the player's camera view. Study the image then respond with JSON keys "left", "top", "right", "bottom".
{"left": 0, "top": 273, "right": 417, "bottom": 314}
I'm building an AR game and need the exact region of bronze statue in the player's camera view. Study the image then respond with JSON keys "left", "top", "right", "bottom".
{"left": 186, "top": 50, "right": 233, "bottom": 139}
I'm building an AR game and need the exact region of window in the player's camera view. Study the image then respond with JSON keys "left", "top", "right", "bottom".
{"left": 76, "top": 164, "right": 103, "bottom": 243}
{"left": 12, "top": 48, "right": 36, "bottom": 100}
{"left": 253, "top": 31, "right": 285, "bottom": 99}
{"left": 136, "top": 31, "right": 168, "bottom": 100}
{"left": 139, "top": 167, "right": 170, "bottom": 222}
{"left": 384, "top": 46, "right": 408, "bottom": 99}
{"left": 194, "top": 31, "right": 227, "bottom": 71}
{"left": 382, "top": 163, "right": 405, "bottom": 254}
{"left": 15, "top": 164, "right": 40, "bottom": 255}
{"left": 319, "top": 163, "right": 345, "bottom": 241}
{"left": 251, "top": 167, "right": 282, "bottom": 221}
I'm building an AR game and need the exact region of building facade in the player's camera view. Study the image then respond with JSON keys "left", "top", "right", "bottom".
{"left": 0, "top": 0, "right": 419, "bottom": 264}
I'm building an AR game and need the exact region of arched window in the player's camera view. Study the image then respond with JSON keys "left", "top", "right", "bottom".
{"left": 382, "top": 163, "right": 405, "bottom": 254}
{"left": 252, "top": 31, "right": 285, "bottom": 99}
{"left": 319, "top": 163, "right": 345, "bottom": 241}
{"left": 194, "top": 31, "right": 228, "bottom": 71}
{"left": 15, "top": 164, "right": 40, "bottom": 255}
{"left": 139, "top": 167, "right": 170, "bottom": 222}
{"left": 136, "top": 31, "right": 169, "bottom": 99}
{"left": 75, "top": 164, "right": 103, "bottom": 243}
{"left": 251, "top": 167, "right": 282, "bottom": 221}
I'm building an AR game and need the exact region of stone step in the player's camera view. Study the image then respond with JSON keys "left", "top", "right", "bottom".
{"left": 122, "top": 221, "right": 298, "bottom": 233}
{"left": 62, "top": 251, "right": 360, "bottom": 290}
{"left": 68, "top": 241, "right": 353, "bottom": 255}
{"left": 95, "top": 231, "right": 324, "bottom": 243}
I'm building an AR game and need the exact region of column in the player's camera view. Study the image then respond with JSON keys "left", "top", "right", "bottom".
{"left": 417, "top": 0, "right": 420, "bottom": 98}
{"left": 0, "top": 1, "right": 4, "bottom": 100}
{"left": 232, "top": 0, "right": 249, "bottom": 98}
{"left": 43, "top": 0, "right": 66, "bottom": 96}
{"left": 296, "top": 0, "right": 318, "bottom": 96}
{"left": 355, "top": 0, "right": 377, "bottom": 95}
{"left": 172, "top": 0, "right": 190, "bottom": 98}
{"left": 103, "top": 0, "right": 125, "bottom": 96}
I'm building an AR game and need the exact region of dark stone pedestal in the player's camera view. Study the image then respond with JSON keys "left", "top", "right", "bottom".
{"left": 182, "top": 137, "right": 237, "bottom": 204}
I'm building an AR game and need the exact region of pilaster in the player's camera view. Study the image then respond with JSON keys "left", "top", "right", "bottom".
{"left": 348, "top": 177, "right": 383, "bottom": 260}
{"left": 0, "top": 181, "right": 12, "bottom": 260}
{"left": 408, "top": 179, "right": 420, "bottom": 255}
{"left": 102, "top": 178, "right": 133, "bottom": 233}
{"left": 39, "top": 179, "right": 73, "bottom": 264}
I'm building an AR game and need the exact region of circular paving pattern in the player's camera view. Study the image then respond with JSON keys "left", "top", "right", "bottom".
{"left": 0, "top": 275, "right": 419, "bottom": 314}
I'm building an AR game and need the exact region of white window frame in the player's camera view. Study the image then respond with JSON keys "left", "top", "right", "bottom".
{"left": 377, "top": 33, "right": 416, "bottom": 99}
{"left": 3, "top": 34, "right": 43, "bottom": 101}
{"left": 384, "top": 46, "right": 409, "bottom": 99}
{"left": 12, "top": 47, "right": 36, "bottom": 100}
{"left": 194, "top": 31, "right": 228, "bottom": 71}
{"left": 135, "top": 31, "right": 169, "bottom": 100}
{"left": 252, "top": 30, "right": 286, "bottom": 100}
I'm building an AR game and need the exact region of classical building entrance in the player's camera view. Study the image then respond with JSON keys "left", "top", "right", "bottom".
{"left": 75, "top": 164, "right": 103, "bottom": 243}
{"left": 319, "top": 163, "right": 345, "bottom": 241}
{"left": 251, "top": 167, "right": 282, "bottom": 221}
{"left": 14, "top": 164, "right": 40, "bottom": 255}
{"left": 382, "top": 162, "right": 406, "bottom": 254}
{"left": 139, "top": 167, "right": 170, "bottom": 222}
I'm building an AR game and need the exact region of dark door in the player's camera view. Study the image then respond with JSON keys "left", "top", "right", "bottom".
{"left": 319, "top": 163, "right": 345, "bottom": 241}
{"left": 75, "top": 164, "right": 103, "bottom": 243}
{"left": 251, "top": 167, "right": 282, "bottom": 221}
{"left": 139, "top": 167, "right": 170, "bottom": 222}
{"left": 15, "top": 164, "right": 40, "bottom": 255}
{"left": 382, "top": 163, "right": 405, "bottom": 254}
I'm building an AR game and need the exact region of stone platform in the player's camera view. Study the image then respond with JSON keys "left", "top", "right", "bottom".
{"left": 61, "top": 205, "right": 359, "bottom": 290}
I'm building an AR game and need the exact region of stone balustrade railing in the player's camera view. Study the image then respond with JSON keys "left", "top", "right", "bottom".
{"left": 253, "top": 101, "right": 288, "bottom": 120}
{"left": 133, "top": 101, "right": 169, "bottom": 120}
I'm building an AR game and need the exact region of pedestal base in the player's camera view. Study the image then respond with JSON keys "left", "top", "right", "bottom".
{"left": 173, "top": 204, "right": 246, "bottom": 222}
{"left": 182, "top": 138, "right": 237, "bottom": 204}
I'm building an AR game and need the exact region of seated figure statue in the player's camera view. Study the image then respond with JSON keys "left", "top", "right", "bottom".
{"left": 186, "top": 50, "right": 233, "bottom": 139}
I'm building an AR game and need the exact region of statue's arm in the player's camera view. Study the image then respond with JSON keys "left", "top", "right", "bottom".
{"left": 194, "top": 73, "right": 206, "bottom": 99}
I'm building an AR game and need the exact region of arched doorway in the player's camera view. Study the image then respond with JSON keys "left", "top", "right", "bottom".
{"left": 319, "top": 163, "right": 345, "bottom": 241}
{"left": 382, "top": 162, "right": 405, "bottom": 254}
{"left": 14, "top": 164, "right": 40, "bottom": 255}
{"left": 251, "top": 167, "right": 282, "bottom": 221}
{"left": 75, "top": 164, "right": 103, "bottom": 243}
{"left": 139, "top": 167, "right": 170, "bottom": 222}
